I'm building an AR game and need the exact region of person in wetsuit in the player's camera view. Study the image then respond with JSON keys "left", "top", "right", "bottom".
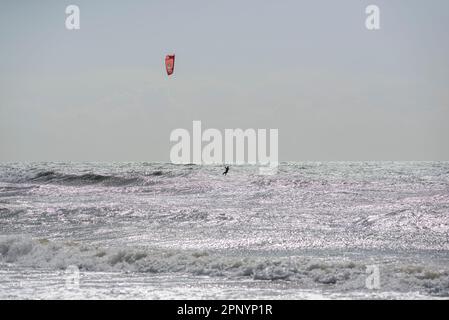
{"left": 222, "top": 165, "right": 230, "bottom": 176}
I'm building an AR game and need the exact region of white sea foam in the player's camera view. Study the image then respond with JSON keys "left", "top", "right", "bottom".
{"left": 1, "top": 236, "right": 448, "bottom": 297}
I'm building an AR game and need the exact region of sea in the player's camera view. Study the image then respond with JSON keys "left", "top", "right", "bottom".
{"left": 0, "top": 162, "right": 448, "bottom": 299}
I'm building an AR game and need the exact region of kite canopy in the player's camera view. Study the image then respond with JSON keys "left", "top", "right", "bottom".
{"left": 165, "top": 54, "right": 175, "bottom": 76}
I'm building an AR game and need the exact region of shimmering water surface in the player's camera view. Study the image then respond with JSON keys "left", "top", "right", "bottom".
{"left": 1, "top": 162, "right": 448, "bottom": 299}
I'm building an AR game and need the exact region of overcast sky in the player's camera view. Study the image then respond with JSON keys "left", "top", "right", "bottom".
{"left": 1, "top": 0, "right": 448, "bottom": 161}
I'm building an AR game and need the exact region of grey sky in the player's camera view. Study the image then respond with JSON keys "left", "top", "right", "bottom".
{"left": 1, "top": 0, "right": 448, "bottom": 161}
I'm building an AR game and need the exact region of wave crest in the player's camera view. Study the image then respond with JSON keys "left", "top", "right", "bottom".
{"left": 1, "top": 236, "right": 448, "bottom": 296}
{"left": 30, "top": 171, "right": 138, "bottom": 186}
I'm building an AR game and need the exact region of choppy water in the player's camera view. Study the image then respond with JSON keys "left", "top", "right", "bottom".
{"left": 0, "top": 162, "right": 448, "bottom": 299}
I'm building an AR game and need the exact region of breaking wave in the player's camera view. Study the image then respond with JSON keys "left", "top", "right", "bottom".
{"left": 0, "top": 168, "right": 184, "bottom": 187}
{"left": 29, "top": 171, "right": 140, "bottom": 186}
{"left": 1, "top": 236, "right": 448, "bottom": 296}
